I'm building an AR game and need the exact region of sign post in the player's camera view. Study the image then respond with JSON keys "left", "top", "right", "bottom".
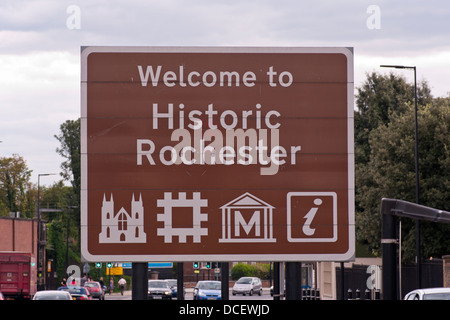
{"left": 132, "top": 262, "right": 148, "bottom": 300}
{"left": 81, "top": 47, "right": 354, "bottom": 263}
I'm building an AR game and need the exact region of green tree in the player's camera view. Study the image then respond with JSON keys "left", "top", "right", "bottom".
{"left": 54, "top": 119, "right": 80, "bottom": 203}
{"left": 355, "top": 72, "right": 431, "bottom": 164}
{"left": 42, "top": 181, "right": 80, "bottom": 279}
{"left": 358, "top": 98, "right": 450, "bottom": 261}
{"left": 47, "top": 220, "right": 66, "bottom": 280}
{"left": 0, "top": 154, "right": 33, "bottom": 217}
{"left": 230, "top": 263, "right": 270, "bottom": 280}
{"left": 40, "top": 180, "right": 73, "bottom": 212}
{"left": 354, "top": 72, "right": 432, "bottom": 255}
{"left": 54, "top": 119, "right": 81, "bottom": 263}
{"left": 231, "top": 263, "right": 255, "bottom": 280}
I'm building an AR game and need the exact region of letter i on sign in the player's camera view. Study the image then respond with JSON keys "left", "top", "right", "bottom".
{"left": 287, "top": 192, "right": 337, "bottom": 242}
{"left": 302, "top": 198, "right": 322, "bottom": 236}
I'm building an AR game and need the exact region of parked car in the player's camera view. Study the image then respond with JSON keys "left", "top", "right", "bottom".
{"left": 404, "top": 288, "right": 450, "bottom": 300}
{"left": 32, "top": 290, "right": 73, "bottom": 300}
{"left": 232, "top": 277, "right": 262, "bottom": 296}
{"left": 84, "top": 281, "right": 105, "bottom": 300}
{"left": 193, "top": 281, "right": 221, "bottom": 300}
{"left": 166, "top": 279, "right": 185, "bottom": 298}
{"left": 58, "top": 286, "right": 92, "bottom": 300}
{"left": 148, "top": 280, "right": 172, "bottom": 300}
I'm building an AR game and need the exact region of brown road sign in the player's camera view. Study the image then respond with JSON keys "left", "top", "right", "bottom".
{"left": 81, "top": 47, "right": 354, "bottom": 262}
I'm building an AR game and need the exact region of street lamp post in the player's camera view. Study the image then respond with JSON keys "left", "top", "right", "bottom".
{"left": 380, "top": 65, "right": 421, "bottom": 289}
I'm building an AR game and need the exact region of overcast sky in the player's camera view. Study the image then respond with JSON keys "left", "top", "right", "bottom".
{"left": 1, "top": 0, "right": 449, "bottom": 186}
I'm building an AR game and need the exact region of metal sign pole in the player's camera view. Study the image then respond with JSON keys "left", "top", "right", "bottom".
{"left": 273, "top": 262, "right": 280, "bottom": 300}
{"left": 285, "top": 262, "right": 302, "bottom": 300}
{"left": 177, "top": 262, "right": 184, "bottom": 300}
{"left": 380, "top": 198, "right": 450, "bottom": 299}
{"left": 220, "top": 262, "right": 229, "bottom": 300}
{"left": 132, "top": 262, "right": 148, "bottom": 300}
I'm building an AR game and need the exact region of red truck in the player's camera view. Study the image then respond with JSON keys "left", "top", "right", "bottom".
{"left": 0, "top": 252, "right": 37, "bottom": 299}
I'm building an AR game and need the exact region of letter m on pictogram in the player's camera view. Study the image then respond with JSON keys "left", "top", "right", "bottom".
{"left": 219, "top": 192, "right": 276, "bottom": 243}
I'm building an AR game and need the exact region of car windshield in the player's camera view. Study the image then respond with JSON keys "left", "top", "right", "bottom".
{"left": 34, "top": 292, "right": 71, "bottom": 300}
{"left": 148, "top": 281, "right": 169, "bottom": 288}
{"left": 236, "top": 278, "right": 252, "bottom": 284}
{"left": 61, "top": 287, "right": 87, "bottom": 294}
{"left": 84, "top": 283, "right": 99, "bottom": 288}
{"left": 423, "top": 293, "right": 450, "bottom": 300}
{"left": 167, "top": 280, "right": 177, "bottom": 287}
{"left": 198, "top": 282, "right": 221, "bottom": 290}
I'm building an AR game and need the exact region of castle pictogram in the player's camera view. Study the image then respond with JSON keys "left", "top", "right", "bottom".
{"left": 157, "top": 192, "right": 208, "bottom": 243}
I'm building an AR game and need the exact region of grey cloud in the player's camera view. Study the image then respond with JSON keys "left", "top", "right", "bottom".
{"left": 1, "top": 1, "right": 448, "bottom": 55}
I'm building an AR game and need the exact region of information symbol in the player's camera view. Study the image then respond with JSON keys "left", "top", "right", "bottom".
{"left": 287, "top": 192, "right": 337, "bottom": 243}
{"left": 302, "top": 198, "right": 323, "bottom": 236}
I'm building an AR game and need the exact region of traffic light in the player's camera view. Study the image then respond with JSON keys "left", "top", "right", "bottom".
{"left": 107, "top": 262, "right": 112, "bottom": 268}
{"left": 193, "top": 262, "right": 199, "bottom": 269}
{"left": 95, "top": 262, "right": 102, "bottom": 268}
{"left": 206, "top": 262, "right": 211, "bottom": 269}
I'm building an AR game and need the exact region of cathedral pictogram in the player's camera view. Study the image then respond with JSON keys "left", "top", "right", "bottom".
{"left": 99, "top": 193, "right": 147, "bottom": 243}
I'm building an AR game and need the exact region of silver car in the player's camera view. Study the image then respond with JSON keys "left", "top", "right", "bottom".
{"left": 33, "top": 290, "right": 73, "bottom": 300}
{"left": 232, "top": 277, "right": 263, "bottom": 296}
{"left": 148, "top": 280, "right": 172, "bottom": 300}
{"left": 404, "top": 288, "right": 450, "bottom": 300}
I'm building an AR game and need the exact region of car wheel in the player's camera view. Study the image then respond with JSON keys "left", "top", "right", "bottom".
{"left": 249, "top": 289, "right": 253, "bottom": 296}
{"left": 259, "top": 289, "right": 262, "bottom": 296}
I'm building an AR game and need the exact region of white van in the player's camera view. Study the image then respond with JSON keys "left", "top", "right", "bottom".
{"left": 232, "top": 277, "right": 263, "bottom": 296}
